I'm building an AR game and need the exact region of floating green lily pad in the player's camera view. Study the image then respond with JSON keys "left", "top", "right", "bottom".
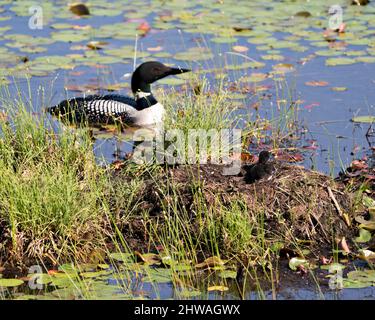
{"left": 331, "top": 87, "right": 348, "bottom": 92}
{"left": 355, "top": 229, "right": 372, "bottom": 243}
{"left": 326, "top": 57, "right": 357, "bottom": 66}
{"left": 218, "top": 270, "right": 237, "bottom": 279}
{"left": 179, "top": 288, "right": 202, "bottom": 298}
{"left": 0, "top": 278, "right": 24, "bottom": 287}
{"left": 289, "top": 257, "right": 308, "bottom": 271}
{"left": 351, "top": 116, "right": 375, "bottom": 123}
{"left": 211, "top": 37, "right": 237, "bottom": 44}
{"left": 343, "top": 279, "right": 373, "bottom": 289}
{"left": 109, "top": 252, "right": 134, "bottom": 263}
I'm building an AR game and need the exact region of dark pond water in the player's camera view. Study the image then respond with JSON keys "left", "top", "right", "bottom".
{"left": 0, "top": 0, "right": 375, "bottom": 299}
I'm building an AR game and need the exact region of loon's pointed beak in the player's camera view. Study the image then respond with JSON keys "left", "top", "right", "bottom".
{"left": 168, "top": 67, "right": 191, "bottom": 75}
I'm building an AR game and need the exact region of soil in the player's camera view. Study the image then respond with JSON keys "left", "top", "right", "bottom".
{"left": 117, "top": 160, "right": 364, "bottom": 258}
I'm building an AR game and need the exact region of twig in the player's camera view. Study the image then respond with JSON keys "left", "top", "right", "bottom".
{"left": 327, "top": 186, "right": 351, "bottom": 227}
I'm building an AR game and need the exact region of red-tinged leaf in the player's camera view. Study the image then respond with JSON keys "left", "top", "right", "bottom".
{"left": 112, "top": 160, "right": 126, "bottom": 170}
{"left": 93, "top": 64, "right": 109, "bottom": 69}
{"left": 72, "top": 25, "right": 91, "bottom": 30}
{"left": 364, "top": 175, "right": 375, "bottom": 180}
{"left": 147, "top": 46, "right": 163, "bottom": 52}
{"left": 298, "top": 264, "right": 308, "bottom": 274}
{"left": 155, "top": 245, "right": 164, "bottom": 252}
{"left": 276, "top": 152, "right": 304, "bottom": 163}
{"left": 127, "top": 18, "right": 145, "bottom": 23}
{"left": 137, "top": 22, "right": 151, "bottom": 33}
{"left": 338, "top": 23, "right": 346, "bottom": 33}
{"left": 304, "top": 103, "right": 320, "bottom": 111}
{"left": 351, "top": 160, "right": 368, "bottom": 170}
{"left": 341, "top": 237, "right": 350, "bottom": 254}
{"left": 241, "top": 152, "right": 256, "bottom": 163}
{"left": 47, "top": 270, "right": 59, "bottom": 275}
{"left": 305, "top": 81, "right": 329, "bottom": 87}
{"left": 320, "top": 256, "right": 332, "bottom": 265}
{"left": 232, "top": 45, "right": 249, "bottom": 53}
{"left": 0, "top": 111, "right": 8, "bottom": 122}
{"left": 352, "top": 145, "right": 361, "bottom": 153}
{"left": 69, "top": 71, "right": 85, "bottom": 76}
{"left": 303, "top": 141, "right": 318, "bottom": 150}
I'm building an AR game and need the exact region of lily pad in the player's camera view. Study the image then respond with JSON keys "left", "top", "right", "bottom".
{"left": 218, "top": 270, "right": 237, "bottom": 279}
{"left": 343, "top": 279, "right": 373, "bottom": 289}
{"left": 195, "top": 256, "right": 226, "bottom": 269}
{"left": 179, "top": 288, "right": 202, "bottom": 298}
{"left": 0, "top": 278, "right": 24, "bottom": 287}
{"left": 320, "top": 263, "right": 346, "bottom": 272}
{"left": 351, "top": 116, "right": 375, "bottom": 124}
{"left": 326, "top": 57, "right": 357, "bottom": 66}
{"left": 331, "top": 87, "right": 348, "bottom": 92}
{"left": 289, "top": 257, "right": 308, "bottom": 271}
{"left": 355, "top": 229, "right": 372, "bottom": 243}
{"left": 211, "top": 37, "right": 237, "bottom": 44}
{"left": 207, "top": 285, "right": 229, "bottom": 292}
{"left": 109, "top": 252, "right": 134, "bottom": 263}
{"left": 80, "top": 270, "right": 111, "bottom": 278}
{"left": 142, "top": 268, "right": 172, "bottom": 283}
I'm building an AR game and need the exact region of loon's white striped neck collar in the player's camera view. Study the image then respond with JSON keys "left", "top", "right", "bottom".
{"left": 135, "top": 90, "right": 152, "bottom": 100}
{"left": 135, "top": 91, "right": 159, "bottom": 111}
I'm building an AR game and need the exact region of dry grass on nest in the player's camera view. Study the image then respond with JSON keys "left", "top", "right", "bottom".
{"left": 124, "top": 162, "right": 359, "bottom": 258}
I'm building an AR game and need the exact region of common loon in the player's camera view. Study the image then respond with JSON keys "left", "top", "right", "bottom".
{"left": 48, "top": 61, "right": 190, "bottom": 126}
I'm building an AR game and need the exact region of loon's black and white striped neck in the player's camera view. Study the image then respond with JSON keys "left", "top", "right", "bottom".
{"left": 134, "top": 91, "right": 158, "bottom": 110}
{"left": 48, "top": 61, "right": 190, "bottom": 127}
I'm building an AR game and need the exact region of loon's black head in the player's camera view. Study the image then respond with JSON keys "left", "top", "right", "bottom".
{"left": 258, "top": 151, "right": 270, "bottom": 164}
{"left": 131, "top": 61, "right": 190, "bottom": 94}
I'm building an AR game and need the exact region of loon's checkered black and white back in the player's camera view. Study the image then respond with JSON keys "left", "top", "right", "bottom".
{"left": 48, "top": 94, "right": 138, "bottom": 125}
{"left": 48, "top": 61, "right": 191, "bottom": 126}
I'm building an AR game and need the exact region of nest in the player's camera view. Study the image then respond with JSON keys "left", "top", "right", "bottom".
{"left": 125, "top": 161, "right": 358, "bottom": 256}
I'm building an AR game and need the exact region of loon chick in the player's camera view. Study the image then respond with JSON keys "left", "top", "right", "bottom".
{"left": 48, "top": 61, "right": 190, "bottom": 127}
{"left": 245, "top": 151, "right": 273, "bottom": 183}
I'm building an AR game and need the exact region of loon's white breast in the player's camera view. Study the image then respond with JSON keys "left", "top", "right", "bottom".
{"left": 132, "top": 102, "right": 165, "bottom": 126}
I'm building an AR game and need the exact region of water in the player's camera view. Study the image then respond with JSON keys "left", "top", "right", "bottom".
{"left": 0, "top": 0, "right": 374, "bottom": 299}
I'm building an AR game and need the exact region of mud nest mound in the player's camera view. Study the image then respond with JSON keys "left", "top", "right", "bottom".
{"left": 120, "top": 161, "right": 359, "bottom": 257}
